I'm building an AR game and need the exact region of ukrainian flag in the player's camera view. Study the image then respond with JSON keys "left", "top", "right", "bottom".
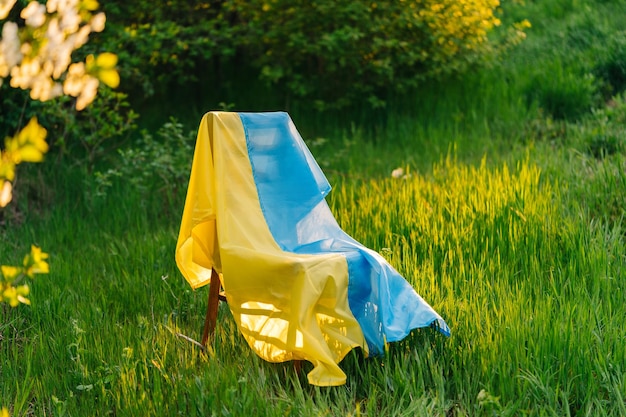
{"left": 176, "top": 112, "right": 449, "bottom": 386}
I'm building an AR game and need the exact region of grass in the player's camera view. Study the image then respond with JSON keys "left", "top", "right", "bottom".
{"left": 2, "top": 154, "right": 624, "bottom": 416}
{"left": 2, "top": 0, "right": 626, "bottom": 415}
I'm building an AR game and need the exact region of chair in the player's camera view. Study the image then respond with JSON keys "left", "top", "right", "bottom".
{"left": 175, "top": 112, "right": 449, "bottom": 386}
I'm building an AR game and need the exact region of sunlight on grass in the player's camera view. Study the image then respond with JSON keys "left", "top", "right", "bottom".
{"left": 2, "top": 154, "right": 624, "bottom": 416}
{"left": 328, "top": 156, "right": 625, "bottom": 415}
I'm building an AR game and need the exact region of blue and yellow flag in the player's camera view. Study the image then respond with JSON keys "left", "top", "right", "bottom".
{"left": 176, "top": 112, "right": 449, "bottom": 386}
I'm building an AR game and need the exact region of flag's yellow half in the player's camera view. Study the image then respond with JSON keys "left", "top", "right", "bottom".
{"left": 176, "top": 112, "right": 364, "bottom": 385}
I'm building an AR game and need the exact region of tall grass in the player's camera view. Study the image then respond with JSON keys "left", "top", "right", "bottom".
{"left": 2, "top": 154, "right": 625, "bottom": 416}
{"left": 330, "top": 156, "right": 626, "bottom": 415}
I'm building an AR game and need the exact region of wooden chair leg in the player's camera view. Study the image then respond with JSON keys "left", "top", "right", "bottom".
{"left": 200, "top": 269, "right": 303, "bottom": 376}
{"left": 201, "top": 268, "right": 222, "bottom": 347}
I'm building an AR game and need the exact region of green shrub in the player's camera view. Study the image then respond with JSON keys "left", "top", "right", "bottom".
{"left": 0, "top": 85, "right": 137, "bottom": 171}
{"left": 0, "top": 84, "right": 31, "bottom": 140}
{"left": 95, "top": 0, "right": 526, "bottom": 110}
{"left": 98, "top": 1, "right": 229, "bottom": 97}
{"left": 92, "top": 118, "right": 195, "bottom": 209}
{"left": 228, "top": 0, "right": 522, "bottom": 109}
{"left": 33, "top": 88, "right": 138, "bottom": 171}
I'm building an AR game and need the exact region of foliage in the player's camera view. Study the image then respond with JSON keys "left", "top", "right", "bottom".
{"left": 98, "top": 1, "right": 228, "bottom": 96}
{"left": 92, "top": 118, "right": 195, "bottom": 207}
{"left": 594, "top": 31, "right": 626, "bottom": 99}
{"left": 0, "top": 85, "right": 138, "bottom": 175}
{"left": 1, "top": 0, "right": 119, "bottom": 312}
{"left": 525, "top": 61, "right": 600, "bottom": 121}
{"left": 505, "top": 0, "right": 626, "bottom": 122}
{"left": 581, "top": 95, "right": 626, "bottom": 159}
{"left": 229, "top": 0, "right": 527, "bottom": 109}
{"left": 0, "top": 0, "right": 122, "bottom": 205}
{"left": 94, "top": 0, "right": 528, "bottom": 110}
{"left": 39, "top": 86, "right": 138, "bottom": 169}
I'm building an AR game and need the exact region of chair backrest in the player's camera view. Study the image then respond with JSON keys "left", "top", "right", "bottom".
{"left": 239, "top": 112, "right": 332, "bottom": 250}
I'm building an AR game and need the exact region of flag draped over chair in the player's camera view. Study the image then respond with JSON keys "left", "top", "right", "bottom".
{"left": 176, "top": 111, "right": 449, "bottom": 386}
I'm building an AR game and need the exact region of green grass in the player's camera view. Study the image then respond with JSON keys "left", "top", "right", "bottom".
{"left": 2, "top": 154, "right": 624, "bottom": 416}
{"left": 3, "top": 0, "right": 626, "bottom": 415}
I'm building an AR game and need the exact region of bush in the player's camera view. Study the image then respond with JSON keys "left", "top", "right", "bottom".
{"left": 92, "top": 118, "right": 195, "bottom": 209}
{"left": 42, "top": 87, "right": 139, "bottom": 169}
{"left": 96, "top": 0, "right": 526, "bottom": 110}
{"left": 98, "top": 1, "right": 229, "bottom": 96}
{"left": 228, "top": 0, "right": 518, "bottom": 109}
